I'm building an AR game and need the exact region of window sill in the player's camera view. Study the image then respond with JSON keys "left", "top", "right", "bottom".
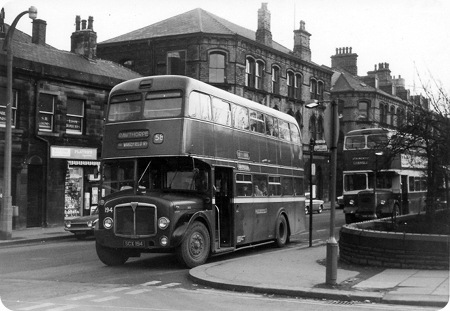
{"left": 37, "top": 131, "right": 60, "bottom": 137}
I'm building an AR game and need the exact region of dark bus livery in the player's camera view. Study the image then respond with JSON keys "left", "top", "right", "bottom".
{"left": 95, "top": 75, "right": 306, "bottom": 267}
{"left": 342, "top": 128, "right": 427, "bottom": 224}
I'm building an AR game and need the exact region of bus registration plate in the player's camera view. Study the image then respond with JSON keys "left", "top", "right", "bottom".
{"left": 123, "top": 240, "right": 145, "bottom": 248}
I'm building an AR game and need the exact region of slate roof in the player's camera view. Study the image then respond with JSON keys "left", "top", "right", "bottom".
{"left": 100, "top": 8, "right": 292, "bottom": 55}
{"left": 332, "top": 69, "right": 403, "bottom": 101}
{"left": 1, "top": 25, "right": 141, "bottom": 82}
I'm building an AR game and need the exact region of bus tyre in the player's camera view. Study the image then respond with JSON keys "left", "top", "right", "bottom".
{"left": 275, "top": 214, "right": 289, "bottom": 248}
{"left": 176, "top": 221, "right": 210, "bottom": 268}
{"left": 96, "top": 241, "right": 129, "bottom": 266}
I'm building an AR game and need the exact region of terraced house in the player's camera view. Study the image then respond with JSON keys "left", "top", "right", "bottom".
{"left": 0, "top": 13, "right": 140, "bottom": 228}
{"left": 97, "top": 3, "right": 334, "bottom": 201}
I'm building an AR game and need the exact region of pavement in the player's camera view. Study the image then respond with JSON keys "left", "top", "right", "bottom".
{"left": 1, "top": 225, "right": 449, "bottom": 309}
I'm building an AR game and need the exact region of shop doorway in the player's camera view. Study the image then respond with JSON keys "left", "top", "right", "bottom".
{"left": 27, "top": 164, "right": 44, "bottom": 227}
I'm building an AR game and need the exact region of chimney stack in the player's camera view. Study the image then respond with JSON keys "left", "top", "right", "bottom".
{"left": 255, "top": 3, "right": 272, "bottom": 47}
{"left": 330, "top": 47, "right": 358, "bottom": 76}
{"left": 71, "top": 15, "right": 97, "bottom": 59}
{"left": 32, "top": 19, "right": 47, "bottom": 45}
{"left": 293, "top": 20, "right": 311, "bottom": 61}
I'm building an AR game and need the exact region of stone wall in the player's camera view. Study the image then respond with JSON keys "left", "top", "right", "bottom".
{"left": 339, "top": 215, "right": 449, "bottom": 269}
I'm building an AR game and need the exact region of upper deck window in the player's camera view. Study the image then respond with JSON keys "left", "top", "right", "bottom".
{"left": 278, "top": 119, "right": 291, "bottom": 141}
{"left": 108, "top": 93, "right": 142, "bottom": 122}
{"left": 188, "top": 92, "right": 211, "bottom": 121}
{"left": 249, "top": 110, "right": 265, "bottom": 133}
{"left": 144, "top": 91, "right": 182, "bottom": 118}
{"left": 367, "top": 134, "right": 388, "bottom": 149}
{"left": 212, "top": 98, "right": 231, "bottom": 126}
{"left": 345, "top": 135, "right": 365, "bottom": 149}
{"left": 233, "top": 105, "right": 249, "bottom": 130}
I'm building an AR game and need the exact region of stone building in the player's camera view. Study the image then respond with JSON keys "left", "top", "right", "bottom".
{"left": 0, "top": 14, "right": 140, "bottom": 228}
{"left": 330, "top": 47, "right": 423, "bottom": 195}
{"left": 97, "top": 3, "right": 334, "bottom": 201}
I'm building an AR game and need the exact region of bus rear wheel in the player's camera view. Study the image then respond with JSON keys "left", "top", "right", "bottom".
{"left": 176, "top": 221, "right": 210, "bottom": 268}
{"left": 96, "top": 241, "right": 129, "bottom": 266}
{"left": 275, "top": 214, "right": 289, "bottom": 248}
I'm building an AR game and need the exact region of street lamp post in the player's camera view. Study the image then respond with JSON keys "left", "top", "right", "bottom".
{"left": 373, "top": 151, "right": 384, "bottom": 219}
{"left": 1, "top": 6, "right": 37, "bottom": 240}
{"left": 306, "top": 99, "right": 339, "bottom": 285}
{"left": 309, "top": 138, "right": 315, "bottom": 247}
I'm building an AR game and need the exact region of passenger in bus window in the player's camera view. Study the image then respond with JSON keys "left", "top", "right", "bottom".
{"left": 260, "top": 181, "right": 268, "bottom": 196}
{"left": 254, "top": 185, "right": 263, "bottom": 196}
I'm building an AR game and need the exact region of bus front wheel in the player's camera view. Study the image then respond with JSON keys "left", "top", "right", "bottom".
{"left": 96, "top": 241, "right": 129, "bottom": 266}
{"left": 176, "top": 221, "right": 210, "bottom": 268}
{"left": 275, "top": 214, "right": 289, "bottom": 248}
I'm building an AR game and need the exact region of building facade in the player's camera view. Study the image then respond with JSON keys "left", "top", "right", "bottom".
{"left": 329, "top": 47, "right": 424, "bottom": 195}
{"left": 0, "top": 14, "right": 140, "bottom": 228}
{"left": 97, "top": 4, "right": 334, "bottom": 201}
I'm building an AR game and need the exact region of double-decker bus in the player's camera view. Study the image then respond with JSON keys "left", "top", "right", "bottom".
{"left": 95, "top": 75, "right": 306, "bottom": 268}
{"left": 342, "top": 128, "right": 427, "bottom": 224}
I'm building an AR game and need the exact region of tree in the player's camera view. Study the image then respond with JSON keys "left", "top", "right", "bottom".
{"left": 387, "top": 77, "right": 450, "bottom": 220}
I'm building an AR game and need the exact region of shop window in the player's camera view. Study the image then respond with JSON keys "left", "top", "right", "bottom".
{"left": 66, "top": 98, "right": 84, "bottom": 134}
{"left": 209, "top": 52, "right": 226, "bottom": 83}
{"left": 167, "top": 50, "right": 186, "bottom": 75}
{"left": 38, "top": 93, "right": 55, "bottom": 132}
{"left": 0, "top": 87, "right": 18, "bottom": 128}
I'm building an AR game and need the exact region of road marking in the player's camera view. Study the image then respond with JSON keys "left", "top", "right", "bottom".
{"left": 67, "top": 294, "right": 96, "bottom": 301}
{"left": 142, "top": 280, "right": 161, "bottom": 286}
{"left": 156, "top": 282, "right": 181, "bottom": 289}
{"left": 46, "top": 305, "right": 78, "bottom": 311}
{"left": 125, "top": 289, "right": 152, "bottom": 295}
{"left": 91, "top": 296, "right": 119, "bottom": 302}
{"left": 18, "top": 303, "right": 55, "bottom": 310}
{"left": 105, "top": 287, "right": 131, "bottom": 293}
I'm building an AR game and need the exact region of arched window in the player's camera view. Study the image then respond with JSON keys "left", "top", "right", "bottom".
{"left": 310, "top": 79, "right": 317, "bottom": 99}
{"left": 272, "top": 66, "right": 280, "bottom": 95}
{"left": 287, "top": 71, "right": 295, "bottom": 98}
{"left": 358, "top": 101, "right": 369, "bottom": 120}
{"left": 209, "top": 52, "right": 226, "bottom": 83}
{"left": 379, "top": 103, "right": 386, "bottom": 123}
{"left": 245, "top": 57, "right": 256, "bottom": 88}
{"left": 390, "top": 105, "right": 396, "bottom": 126}
{"left": 245, "top": 57, "right": 264, "bottom": 90}
{"left": 317, "top": 115, "right": 324, "bottom": 140}
{"left": 317, "top": 81, "right": 324, "bottom": 101}
{"left": 295, "top": 74, "right": 303, "bottom": 99}
{"left": 309, "top": 114, "right": 317, "bottom": 140}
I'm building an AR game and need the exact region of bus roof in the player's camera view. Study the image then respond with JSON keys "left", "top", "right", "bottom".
{"left": 345, "top": 128, "right": 391, "bottom": 136}
{"left": 110, "top": 75, "right": 299, "bottom": 128}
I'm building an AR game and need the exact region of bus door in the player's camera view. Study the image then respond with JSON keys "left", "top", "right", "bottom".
{"left": 401, "top": 175, "right": 409, "bottom": 214}
{"left": 214, "top": 167, "right": 234, "bottom": 248}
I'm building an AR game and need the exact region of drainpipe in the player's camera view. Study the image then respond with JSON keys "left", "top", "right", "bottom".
{"left": 34, "top": 79, "right": 49, "bottom": 227}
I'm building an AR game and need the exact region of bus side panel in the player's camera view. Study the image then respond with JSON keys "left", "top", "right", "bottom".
{"left": 214, "top": 124, "right": 235, "bottom": 160}
{"left": 102, "top": 120, "right": 184, "bottom": 158}
{"left": 408, "top": 191, "right": 426, "bottom": 214}
{"left": 184, "top": 119, "right": 215, "bottom": 157}
{"left": 234, "top": 202, "right": 254, "bottom": 245}
{"left": 279, "top": 140, "right": 294, "bottom": 167}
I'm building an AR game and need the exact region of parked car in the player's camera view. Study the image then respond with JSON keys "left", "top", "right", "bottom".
{"left": 337, "top": 195, "right": 344, "bottom": 209}
{"left": 305, "top": 193, "right": 324, "bottom": 214}
{"left": 64, "top": 208, "right": 98, "bottom": 240}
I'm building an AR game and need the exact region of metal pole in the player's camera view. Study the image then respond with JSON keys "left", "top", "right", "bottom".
{"left": 325, "top": 100, "right": 338, "bottom": 285}
{"left": 373, "top": 156, "right": 378, "bottom": 218}
{"left": 1, "top": 8, "right": 36, "bottom": 239}
{"left": 309, "top": 138, "right": 314, "bottom": 247}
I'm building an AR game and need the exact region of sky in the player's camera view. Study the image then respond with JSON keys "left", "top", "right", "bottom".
{"left": 2, "top": 0, "right": 449, "bottom": 95}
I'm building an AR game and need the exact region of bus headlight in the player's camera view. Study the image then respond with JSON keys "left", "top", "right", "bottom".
{"left": 380, "top": 200, "right": 386, "bottom": 205}
{"left": 160, "top": 236, "right": 168, "bottom": 246}
{"left": 349, "top": 200, "right": 354, "bottom": 206}
{"left": 65, "top": 221, "right": 71, "bottom": 228}
{"left": 103, "top": 217, "right": 113, "bottom": 229}
{"left": 158, "top": 217, "right": 170, "bottom": 230}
